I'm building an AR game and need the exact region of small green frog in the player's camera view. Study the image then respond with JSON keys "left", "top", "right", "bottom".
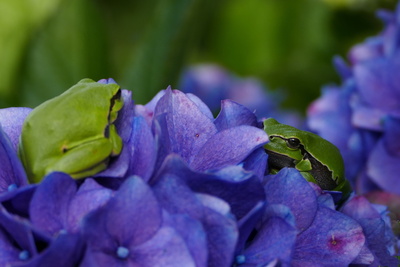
{"left": 18, "top": 79, "right": 123, "bottom": 183}
{"left": 263, "top": 118, "right": 351, "bottom": 198}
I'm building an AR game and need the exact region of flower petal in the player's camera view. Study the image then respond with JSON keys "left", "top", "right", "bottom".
{"left": 214, "top": 100, "right": 258, "bottom": 131}
{"left": 127, "top": 116, "right": 157, "bottom": 181}
{"left": 0, "top": 125, "right": 28, "bottom": 193}
{"left": 189, "top": 125, "right": 268, "bottom": 171}
{"left": 83, "top": 176, "right": 162, "bottom": 249}
{"left": 241, "top": 204, "right": 297, "bottom": 267}
{"left": 0, "top": 107, "right": 32, "bottom": 151}
{"left": 154, "top": 89, "right": 217, "bottom": 163}
{"left": 131, "top": 226, "right": 196, "bottom": 267}
{"left": 29, "top": 173, "right": 77, "bottom": 236}
{"left": 264, "top": 168, "right": 318, "bottom": 232}
{"left": 292, "top": 206, "right": 365, "bottom": 267}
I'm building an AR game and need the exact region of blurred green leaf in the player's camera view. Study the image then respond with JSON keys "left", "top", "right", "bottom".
{"left": 0, "top": 0, "right": 62, "bottom": 107}
{"left": 202, "top": 0, "right": 336, "bottom": 112}
{"left": 121, "top": 0, "right": 213, "bottom": 104}
{"left": 18, "top": 0, "right": 109, "bottom": 107}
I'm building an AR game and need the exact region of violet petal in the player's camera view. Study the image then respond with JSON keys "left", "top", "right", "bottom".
{"left": 264, "top": 168, "right": 318, "bottom": 232}
{"left": 189, "top": 125, "right": 268, "bottom": 171}
{"left": 214, "top": 100, "right": 258, "bottom": 131}
{"left": 154, "top": 89, "right": 217, "bottom": 163}
{"left": 0, "top": 125, "right": 28, "bottom": 193}
{"left": 29, "top": 172, "right": 77, "bottom": 236}
{"left": 127, "top": 116, "right": 157, "bottom": 181}
{"left": 0, "top": 107, "right": 32, "bottom": 151}
{"left": 292, "top": 206, "right": 365, "bottom": 267}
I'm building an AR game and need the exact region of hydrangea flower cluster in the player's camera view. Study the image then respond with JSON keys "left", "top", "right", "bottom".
{"left": 307, "top": 3, "right": 400, "bottom": 223}
{"left": 0, "top": 75, "right": 398, "bottom": 266}
{"left": 179, "top": 64, "right": 302, "bottom": 128}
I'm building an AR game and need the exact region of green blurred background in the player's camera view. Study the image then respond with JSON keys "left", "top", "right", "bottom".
{"left": 0, "top": 0, "right": 397, "bottom": 112}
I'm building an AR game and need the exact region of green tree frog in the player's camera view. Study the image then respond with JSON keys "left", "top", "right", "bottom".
{"left": 18, "top": 79, "right": 124, "bottom": 183}
{"left": 263, "top": 118, "right": 351, "bottom": 198}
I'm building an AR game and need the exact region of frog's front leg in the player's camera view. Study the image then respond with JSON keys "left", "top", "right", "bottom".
{"left": 43, "top": 138, "right": 115, "bottom": 180}
{"left": 295, "top": 158, "right": 312, "bottom": 172}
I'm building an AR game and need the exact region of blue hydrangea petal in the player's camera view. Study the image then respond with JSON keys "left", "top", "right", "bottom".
{"left": 351, "top": 245, "right": 375, "bottom": 265}
{"left": 235, "top": 201, "right": 264, "bottom": 254}
{"left": 354, "top": 57, "right": 400, "bottom": 115}
{"left": 67, "top": 178, "right": 113, "bottom": 233}
{"left": 186, "top": 93, "right": 214, "bottom": 120}
{"left": 152, "top": 169, "right": 238, "bottom": 267}
{"left": 241, "top": 147, "right": 268, "bottom": 181}
{"left": 0, "top": 125, "right": 28, "bottom": 193}
{"left": 127, "top": 116, "right": 157, "bottom": 181}
{"left": 17, "top": 232, "right": 84, "bottom": 267}
{"left": 0, "top": 107, "right": 32, "bottom": 151}
{"left": 154, "top": 88, "right": 218, "bottom": 163}
{"left": 189, "top": 125, "right": 268, "bottom": 172}
{"left": 0, "top": 227, "right": 20, "bottom": 265}
{"left": 214, "top": 100, "right": 259, "bottom": 131}
{"left": 0, "top": 205, "right": 39, "bottom": 259}
{"left": 83, "top": 176, "right": 162, "bottom": 252}
{"left": 264, "top": 168, "right": 318, "bottom": 232}
{"left": 333, "top": 56, "right": 352, "bottom": 80}
{"left": 163, "top": 213, "right": 208, "bottom": 267}
{"left": 348, "top": 37, "right": 383, "bottom": 64}
{"left": 368, "top": 139, "right": 400, "bottom": 194}
{"left": 29, "top": 173, "right": 77, "bottom": 236}
{"left": 382, "top": 115, "right": 400, "bottom": 156}
{"left": 292, "top": 206, "right": 365, "bottom": 267}
{"left": 114, "top": 90, "right": 135, "bottom": 143}
{"left": 131, "top": 226, "right": 196, "bottom": 267}
{"left": 241, "top": 205, "right": 297, "bottom": 267}
{"left": 95, "top": 90, "right": 134, "bottom": 179}
{"left": 0, "top": 184, "right": 36, "bottom": 218}
{"left": 156, "top": 155, "right": 265, "bottom": 221}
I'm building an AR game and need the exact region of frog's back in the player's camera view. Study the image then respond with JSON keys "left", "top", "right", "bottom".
{"left": 18, "top": 79, "right": 119, "bottom": 175}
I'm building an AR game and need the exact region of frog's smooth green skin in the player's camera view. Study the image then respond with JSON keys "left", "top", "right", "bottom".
{"left": 18, "top": 79, "right": 124, "bottom": 183}
{"left": 263, "top": 118, "right": 351, "bottom": 198}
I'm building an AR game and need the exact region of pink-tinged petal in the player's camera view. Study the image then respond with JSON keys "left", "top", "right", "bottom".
{"left": 342, "top": 196, "right": 399, "bottom": 266}
{"left": 292, "top": 206, "right": 365, "bottom": 267}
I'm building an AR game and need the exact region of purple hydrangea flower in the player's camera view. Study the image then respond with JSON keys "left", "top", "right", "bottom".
{"left": 342, "top": 196, "right": 399, "bottom": 266}
{"left": 307, "top": 3, "right": 400, "bottom": 198}
{"left": 236, "top": 168, "right": 370, "bottom": 267}
{"left": 180, "top": 64, "right": 303, "bottom": 128}
{"left": 81, "top": 176, "right": 205, "bottom": 266}
{"left": 0, "top": 62, "right": 399, "bottom": 267}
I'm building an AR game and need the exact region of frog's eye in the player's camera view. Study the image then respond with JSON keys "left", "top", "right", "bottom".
{"left": 286, "top": 138, "right": 300, "bottom": 149}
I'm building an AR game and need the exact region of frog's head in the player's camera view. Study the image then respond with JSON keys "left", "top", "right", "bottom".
{"left": 263, "top": 118, "right": 305, "bottom": 170}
